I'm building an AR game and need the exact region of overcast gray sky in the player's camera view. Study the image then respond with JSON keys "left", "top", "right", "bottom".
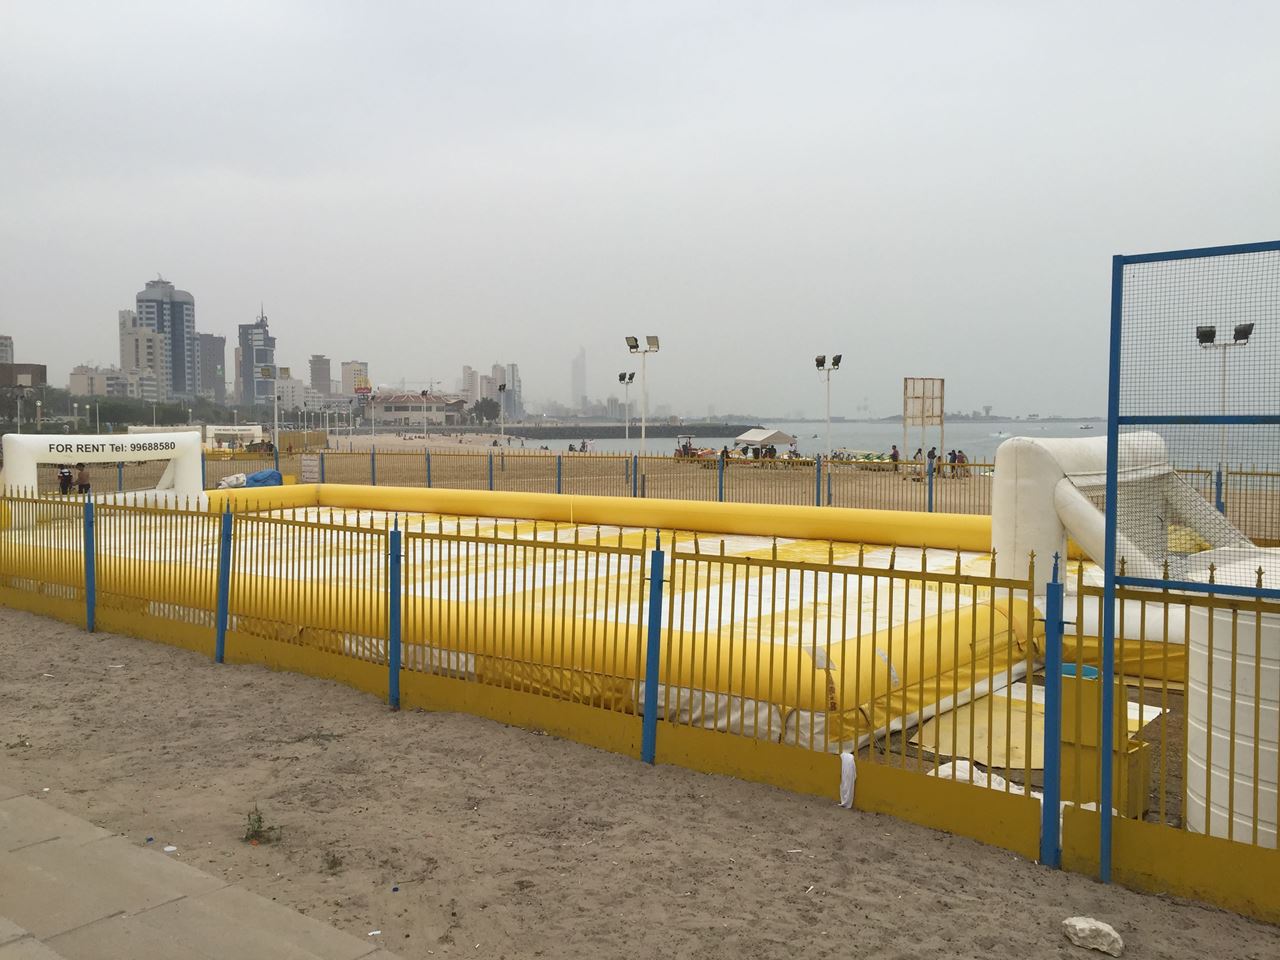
{"left": 3, "top": 1, "right": 1277, "bottom": 418}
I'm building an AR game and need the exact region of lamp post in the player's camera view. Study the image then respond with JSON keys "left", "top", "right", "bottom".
{"left": 1196, "top": 322, "right": 1254, "bottom": 513}
{"left": 498, "top": 383, "right": 507, "bottom": 441}
{"left": 814, "top": 354, "right": 843, "bottom": 461}
{"left": 273, "top": 391, "right": 280, "bottom": 452}
{"left": 72, "top": 401, "right": 79, "bottom": 429}
{"left": 624, "top": 336, "right": 659, "bottom": 455}
{"left": 420, "top": 389, "right": 430, "bottom": 436}
{"left": 618, "top": 372, "right": 635, "bottom": 442}
{"left": 152, "top": 403, "right": 157, "bottom": 426}
{"left": 95, "top": 402, "right": 101, "bottom": 434}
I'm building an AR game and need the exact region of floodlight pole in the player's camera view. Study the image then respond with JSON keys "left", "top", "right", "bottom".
{"left": 825, "top": 367, "right": 832, "bottom": 461}
{"left": 626, "top": 339, "right": 659, "bottom": 456}
{"left": 273, "top": 392, "right": 280, "bottom": 451}
{"left": 640, "top": 352, "right": 648, "bottom": 455}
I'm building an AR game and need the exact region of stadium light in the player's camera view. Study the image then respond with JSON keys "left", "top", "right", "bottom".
{"left": 815, "top": 351, "right": 843, "bottom": 460}
{"left": 623, "top": 336, "right": 660, "bottom": 454}
{"left": 1197, "top": 320, "right": 1256, "bottom": 512}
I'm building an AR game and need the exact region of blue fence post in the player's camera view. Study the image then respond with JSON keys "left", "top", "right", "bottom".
{"left": 116, "top": 461, "right": 123, "bottom": 492}
{"left": 387, "top": 522, "right": 402, "bottom": 710}
{"left": 632, "top": 455, "right": 639, "bottom": 498}
{"left": 370, "top": 448, "right": 377, "bottom": 485}
{"left": 488, "top": 452, "right": 495, "bottom": 491}
{"left": 214, "top": 507, "right": 233, "bottom": 663}
{"left": 827, "top": 469, "right": 833, "bottom": 506}
{"left": 717, "top": 454, "right": 725, "bottom": 502}
{"left": 319, "top": 452, "right": 326, "bottom": 484}
{"left": 814, "top": 455, "right": 822, "bottom": 506}
{"left": 426, "top": 450, "right": 432, "bottom": 488}
{"left": 82, "top": 499, "right": 96, "bottom": 633}
{"left": 556, "top": 455, "right": 563, "bottom": 495}
{"left": 273, "top": 444, "right": 280, "bottom": 472}
{"left": 1040, "top": 554, "right": 1064, "bottom": 868}
{"left": 1214, "top": 466, "right": 1225, "bottom": 514}
{"left": 926, "top": 456, "right": 935, "bottom": 512}
{"left": 640, "top": 532, "right": 666, "bottom": 765}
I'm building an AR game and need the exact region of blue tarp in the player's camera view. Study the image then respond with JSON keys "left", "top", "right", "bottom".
{"left": 244, "top": 469, "right": 283, "bottom": 488}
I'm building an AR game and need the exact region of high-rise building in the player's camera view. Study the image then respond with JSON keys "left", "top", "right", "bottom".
{"left": 119, "top": 309, "right": 170, "bottom": 402}
{"left": 461, "top": 365, "right": 479, "bottom": 404}
{"left": 570, "top": 347, "right": 586, "bottom": 411}
{"left": 502, "top": 363, "right": 524, "bottom": 419}
{"left": 340, "top": 360, "right": 370, "bottom": 396}
{"left": 198, "top": 333, "right": 226, "bottom": 404}
{"left": 309, "top": 355, "right": 331, "bottom": 395}
{"left": 0, "top": 335, "right": 12, "bottom": 365}
{"left": 135, "top": 277, "right": 198, "bottom": 398}
{"left": 236, "top": 311, "right": 276, "bottom": 406}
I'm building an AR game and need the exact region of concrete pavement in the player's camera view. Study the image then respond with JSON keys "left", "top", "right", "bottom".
{"left": 0, "top": 781, "right": 401, "bottom": 960}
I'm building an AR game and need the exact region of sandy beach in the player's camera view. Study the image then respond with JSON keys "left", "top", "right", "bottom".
{"left": 0, "top": 608, "right": 1274, "bottom": 959}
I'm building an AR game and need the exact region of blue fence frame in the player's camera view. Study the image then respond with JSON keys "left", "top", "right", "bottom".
{"left": 1102, "top": 238, "right": 1280, "bottom": 883}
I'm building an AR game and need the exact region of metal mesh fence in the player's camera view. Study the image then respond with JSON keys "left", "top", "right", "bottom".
{"left": 1110, "top": 247, "right": 1280, "bottom": 586}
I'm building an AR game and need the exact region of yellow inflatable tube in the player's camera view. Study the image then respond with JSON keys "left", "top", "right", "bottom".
{"left": 828, "top": 599, "right": 1044, "bottom": 740}
{"left": 209, "top": 483, "right": 994, "bottom": 553}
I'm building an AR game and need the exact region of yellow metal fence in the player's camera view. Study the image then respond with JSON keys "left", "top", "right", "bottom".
{"left": 1, "top": 491, "right": 1277, "bottom": 922}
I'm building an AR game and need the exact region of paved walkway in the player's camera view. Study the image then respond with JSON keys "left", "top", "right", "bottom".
{"left": 0, "top": 781, "right": 401, "bottom": 960}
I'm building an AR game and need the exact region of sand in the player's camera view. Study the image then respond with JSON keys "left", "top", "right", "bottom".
{"left": 1, "top": 608, "right": 1274, "bottom": 959}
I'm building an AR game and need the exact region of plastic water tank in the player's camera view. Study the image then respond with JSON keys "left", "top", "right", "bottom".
{"left": 1186, "top": 605, "right": 1279, "bottom": 848}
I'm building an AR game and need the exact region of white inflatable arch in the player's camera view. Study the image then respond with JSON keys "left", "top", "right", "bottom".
{"left": 0, "top": 431, "right": 204, "bottom": 501}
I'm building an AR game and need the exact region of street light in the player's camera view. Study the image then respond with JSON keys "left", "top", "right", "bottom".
{"left": 36, "top": 399, "right": 43, "bottom": 430}
{"left": 497, "top": 383, "right": 507, "bottom": 441}
{"left": 420, "top": 389, "right": 430, "bottom": 436}
{"left": 1197, "top": 322, "right": 1255, "bottom": 512}
{"left": 815, "top": 354, "right": 843, "bottom": 461}
{"left": 618, "top": 372, "right": 635, "bottom": 441}
{"left": 625, "top": 335, "right": 660, "bottom": 454}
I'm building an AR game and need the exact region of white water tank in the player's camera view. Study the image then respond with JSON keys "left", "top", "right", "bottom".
{"left": 1186, "top": 605, "right": 1280, "bottom": 848}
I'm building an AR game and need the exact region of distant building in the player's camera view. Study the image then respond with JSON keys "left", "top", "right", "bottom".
{"left": 68, "top": 364, "right": 120, "bottom": 397}
{"left": 236, "top": 311, "right": 276, "bottom": 407}
{"left": 0, "top": 335, "right": 12, "bottom": 365}
{"left": 340, "top": 360, "right": 369, "bottom": 396}
{"left": 461, "top": 365, "right": 479, "bottom": 404}
{"left": 570, "top": 347, "right": 586, "bottom": 411}
{"left": 499, "top": 363, "right": 524, "bottom": 419}
{"left": 273, "top": 375, "right": 320, "bottom": 411}
{"left": 119, "top": 309, "right": 170, "bottom": 402}
{"left": 0, "top": 363, "right": 47, "bottom": 388}
{"left": 309, "top": 355, "right": 331, "bottom": 395}
{"left": 198, "top": 333, "right": 226, "bottom": 404}
{"left": 135, "top": 277, "right": 199, "bottom": 398}
{"left": 369, "top": 392, "right": 462, "bottom": 426}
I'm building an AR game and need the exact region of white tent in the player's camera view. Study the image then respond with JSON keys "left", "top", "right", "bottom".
{"left": 735, "top": 428, "right": 796, "bottom": 447}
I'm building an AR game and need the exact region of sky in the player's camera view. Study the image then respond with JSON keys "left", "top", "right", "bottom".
{"left": 2, "top": 1, "right": 1278, "bottom": 419}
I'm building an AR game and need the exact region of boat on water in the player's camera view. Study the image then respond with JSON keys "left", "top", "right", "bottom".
{"left": 990, "top": 431, "right": 1011, "bottom": 438}
{"left": 1079, "top": 424, "right": 1095, "bottom": 430}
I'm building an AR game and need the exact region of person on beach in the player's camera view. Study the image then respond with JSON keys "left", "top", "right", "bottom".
{"left": 889, "top": 445, "right": 900, "bottom": 471}
{"left": 57, "top": 464, "right": 73, "bottom": 495}
{"left": 75, "top": 463, "right": 91, "bottom": 495}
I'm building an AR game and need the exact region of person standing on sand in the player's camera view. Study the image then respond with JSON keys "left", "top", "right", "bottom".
{"left": 75, "top": 463, "right": 91, "bottom": 495}
{"left": 57, "top": 464, "right": 73, "bottom": 495}
{"left": 889, "top": 445, "right": 900, "bottom": 471}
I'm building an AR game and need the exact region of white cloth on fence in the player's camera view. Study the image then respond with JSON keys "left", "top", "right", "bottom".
{"left": 839, "top": 752, "right": 856, "bottom": 808}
